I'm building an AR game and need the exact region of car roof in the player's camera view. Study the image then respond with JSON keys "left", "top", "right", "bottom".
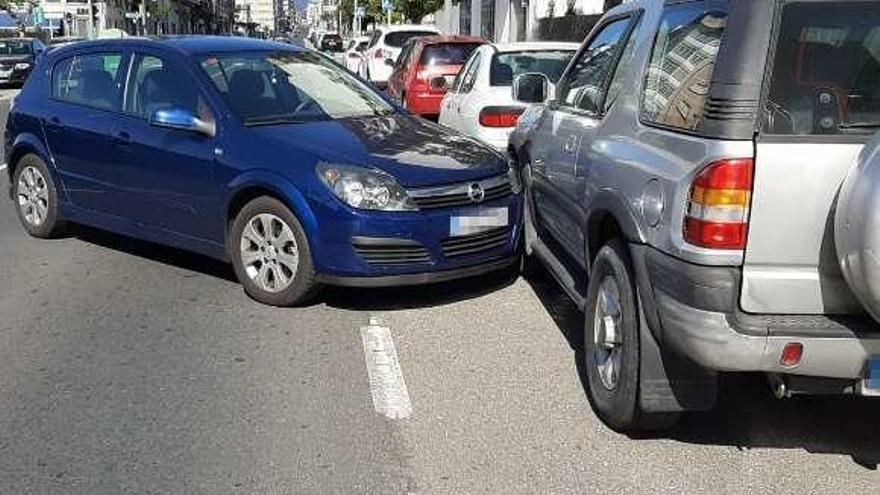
{"left": 48, "top": 35, "right": 301, "bottom": 57}
{"left": 490, "top": 41, "right": 581, "bottom": 53}
{"left": 377, "top": 24, "right": 441, "bottom": 34}
{"left": 417, "top": 35, "right": 486, "bottom": 45}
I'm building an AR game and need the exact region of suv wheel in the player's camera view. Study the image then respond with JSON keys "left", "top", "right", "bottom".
{"left": 583, "top": 239, "right": 676, "bottom": 431}
{"left": 229, "top": 196, "right": 319, "bottom": 306}
{"left": 12, "top": 154, "right": 64, "bottom": 238}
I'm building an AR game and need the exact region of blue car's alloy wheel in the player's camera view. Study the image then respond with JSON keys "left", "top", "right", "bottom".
{"left": 12, "top": 154, "right": 63, "bottom": 239}
{"left": 240, "top": 213, "right": 300, "bottom": 293}
{"left": 230, "top": 196, "right": 318, "bottom": 306}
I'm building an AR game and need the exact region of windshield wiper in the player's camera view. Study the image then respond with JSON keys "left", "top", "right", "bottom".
{"left": 839, "top": 122, "right": 880, "bottom": 130}
{"left": 244, "top": 116, "right": 306, "bottom": 127}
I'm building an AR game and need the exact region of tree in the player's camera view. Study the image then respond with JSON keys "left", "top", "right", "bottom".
{"left": 394, "top": 0, "right": 442, "bottom": 23}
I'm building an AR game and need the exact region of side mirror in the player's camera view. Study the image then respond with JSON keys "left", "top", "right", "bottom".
{"left": 430, "top": 76, "right": 448, "bottom": 91}
{"left": 512, "top": 73, "right": 550, "bottom": 104}
{"left": 150, "top": 108, "right": 216, "bottom": 137}
{"left": 384, "top": 58, "right": 395, "bottom": 67}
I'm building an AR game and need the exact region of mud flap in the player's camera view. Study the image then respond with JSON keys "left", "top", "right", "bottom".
{"left": 638, "top": 298, "right": 719, "bottom": 413}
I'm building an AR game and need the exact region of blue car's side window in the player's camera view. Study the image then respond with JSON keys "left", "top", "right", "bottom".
{"left": 126, "top": 53, "right": 213, "bottom": 123}
{"left": 52, "top": 52, "right": 124, "bottom": 111}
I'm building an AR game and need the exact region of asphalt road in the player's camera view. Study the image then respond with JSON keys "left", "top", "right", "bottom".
{"left": 2, "top": 94, "right": 880, "bottom": 493}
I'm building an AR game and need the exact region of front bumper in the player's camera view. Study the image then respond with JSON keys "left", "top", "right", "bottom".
{"left": 0, "top": 68, "right": 30, "bottom": 85}
{"left": 306, "top": 190, "right": 523, "bottom": 285}
{"left": 634, "top": 245, "right": 880, "bottom": 380}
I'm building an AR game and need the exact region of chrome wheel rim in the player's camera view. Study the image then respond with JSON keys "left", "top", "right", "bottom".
{"left": 16, "top": 165, "right": 49, "bottom": 227}
{"left": 240, "top": 213, "right": 299, "bottom": 293}
{"left": 593, "top": 276, "right": 623, "bottom": 391}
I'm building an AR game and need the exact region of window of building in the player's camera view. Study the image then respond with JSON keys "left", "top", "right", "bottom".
{"left": 480, "top": 0, "right": 495, "bottom": 40}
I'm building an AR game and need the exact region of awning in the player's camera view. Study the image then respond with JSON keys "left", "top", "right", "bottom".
{"left": 0, "top": 11, "right": 19, "bottom": 29}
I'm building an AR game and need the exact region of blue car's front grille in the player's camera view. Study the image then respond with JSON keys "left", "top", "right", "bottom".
{"left": 441, "top": 227, "right": 509, "bottom": 258}
{"left": 352, "top": 237, "right": 431, "bottom": 265}
{"left": 409, "top": 175, "right": 512, "bottom": 210}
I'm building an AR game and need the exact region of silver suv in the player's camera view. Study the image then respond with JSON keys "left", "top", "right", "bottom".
{"left": 509, "top": 0, "right": 880, "bottom": 430}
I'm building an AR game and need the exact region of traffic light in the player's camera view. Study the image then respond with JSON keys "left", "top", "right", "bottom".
{"left": 91, "top": 4, "right": 99, "bottom": 25}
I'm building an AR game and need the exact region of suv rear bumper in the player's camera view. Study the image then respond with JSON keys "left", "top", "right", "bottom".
{"left": 633, "top": 245, "right": 880, "bottom": 380}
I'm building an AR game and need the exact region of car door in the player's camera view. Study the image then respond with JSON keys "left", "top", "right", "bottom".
{"left": 103, "top": 50, "right": 220, "bottom": 242}
{"left": 445, "top": 49, "right": 484, "bottom": 135}
{"left": 439, "top": 47, "right": 479, "bottom": 130}
{"left": 529, "top": 15, "right": 637, "bottom": 261}
{"left": 387, "top": 40, "right": 415, "bottom": 102}
{"left": 42, "top": 49, "right": 128, "bottom": 214}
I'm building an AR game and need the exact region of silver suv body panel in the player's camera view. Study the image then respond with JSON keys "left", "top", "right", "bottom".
{"left": 743, "top": 141, "right": 863, "bottom": 314}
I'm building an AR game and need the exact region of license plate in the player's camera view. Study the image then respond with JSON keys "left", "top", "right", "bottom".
{"left": 862, "top": 356, "right": 880, "bottom": 395}
{"left": 450, "top": 207, "right": 508, "bottom": 237}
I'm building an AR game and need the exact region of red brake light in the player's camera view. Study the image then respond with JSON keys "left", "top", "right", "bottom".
{"left": 479, "top": 106, "right": 526, "bottom": 128}
{"left": 780, "top": 342, "right": 803, "bottom": 367}
{"left": 684, "top": 158, "right": 754, "bottom": 250}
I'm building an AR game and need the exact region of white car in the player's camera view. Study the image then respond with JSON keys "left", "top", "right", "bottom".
{"left": 359, "top": 24, "right": 442, "bottom": 88}
{"left": 438, "top": 42, "right": 580, "bottom": 149}
{"left": 343, "top": 36, "right": 370, "bottom": 72}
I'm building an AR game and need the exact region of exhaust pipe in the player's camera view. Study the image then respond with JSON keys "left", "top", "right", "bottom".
{"left": 767, "top": 374, "right": 789, "bottom": 399}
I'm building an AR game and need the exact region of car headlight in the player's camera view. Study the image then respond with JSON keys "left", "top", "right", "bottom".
{"left": 13, "top": 63, "right": 29, "bottom": 71}
{"left": 317, "top": 162, "right": 416, "bottom": 211}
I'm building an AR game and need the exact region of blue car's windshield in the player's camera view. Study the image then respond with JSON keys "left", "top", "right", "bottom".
{"left": 199, "top": 50, "right": 395, "bottom": 125}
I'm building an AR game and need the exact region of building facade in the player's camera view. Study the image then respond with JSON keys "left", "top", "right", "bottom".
{"left": 433, "top": 0, "right": 605, "bottom": 42}
{"left": 235, "top": 0, "right": 275, "bottom": 34}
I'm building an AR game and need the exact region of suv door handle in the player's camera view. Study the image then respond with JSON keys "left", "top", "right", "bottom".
{"left": 563, "top": 134, "right": 578, "bottom": 154}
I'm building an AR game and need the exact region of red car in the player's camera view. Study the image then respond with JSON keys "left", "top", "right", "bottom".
{"left": 386, "top": 35, "right": 487, "bottom": 119}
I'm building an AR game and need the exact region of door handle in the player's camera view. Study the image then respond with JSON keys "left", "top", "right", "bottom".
{"left": 563, "top": 134, "right": 578, "bottom": 154}
{"left": 533, "top": 158, "right": 546, "bottom": 174}
{"left": 114, "top": 131, "right": 131, "bottom": 146}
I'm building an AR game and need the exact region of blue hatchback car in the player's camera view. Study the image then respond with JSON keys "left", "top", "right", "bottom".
{"left": 5, "top": 37, "right": 522, "bottom": 305}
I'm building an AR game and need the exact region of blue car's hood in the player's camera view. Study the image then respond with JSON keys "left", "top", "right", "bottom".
{"left": 248, "top": 114, "right": 508, "bottom": 187}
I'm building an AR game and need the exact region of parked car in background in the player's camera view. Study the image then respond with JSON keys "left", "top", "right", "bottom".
{"left": 343, "top": 35, "right": 370, "bottom": 72}
{"left": 386, "top": 35, "right": 485, "bottom": 119}
{"left": 359, "top": 24, "right": 441, "bottom": 88}
{"left": 6, "top": 37, "right": 521, "bottom": 307}
{"left": 0, "top": 37, "right": 46, "bottom": 86}
{"left": 510, "top": 0, "right": 880, "bottom": 431}
{"left": 439, "top": 42, "right": 578, "bottom": 148}
{"left": 48, "top": 36, "right": 86, "bottom": 50}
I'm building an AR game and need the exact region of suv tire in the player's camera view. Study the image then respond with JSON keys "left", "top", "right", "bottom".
{"left": 229, "top": 196, "right": 319, "bottom": 306}
{"left": 12, "top": 154, "right": 65, "bottom": 239}
{"left": 583, "top": 239, "right": 675, "bottom": 431}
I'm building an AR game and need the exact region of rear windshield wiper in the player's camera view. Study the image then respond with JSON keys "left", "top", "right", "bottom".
{"left": 839, "top": 122, "right": 880, "bottom": 130}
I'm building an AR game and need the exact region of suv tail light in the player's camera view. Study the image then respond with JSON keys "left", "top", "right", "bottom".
{"left": 479, "top": 106, "right": 526, "bottom": 128}
{"left": 684, "top": 158, "right": 754, "bottom": 250}
{"left": 374, "top": 48, "right": 387, "bottom": 59}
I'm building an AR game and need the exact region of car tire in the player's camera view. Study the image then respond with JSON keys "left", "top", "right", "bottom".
{"left": 12, "top": 153, "right": 64, "bottom": 239}
{"left": 583, "top": 239, "right": 675, "bottom": 431}
{"left": 229, "top": 196, "right": 320, "bottom": 306}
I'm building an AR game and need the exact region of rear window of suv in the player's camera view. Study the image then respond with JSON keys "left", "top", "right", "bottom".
{"left": 641, "top": 0, "right": 728, "bottom": 132}
{"left": 384, "top": 31, "right": 437, "bottom": 48}
{"left": 764, "top": 1, "right": 880, "bottom": 136}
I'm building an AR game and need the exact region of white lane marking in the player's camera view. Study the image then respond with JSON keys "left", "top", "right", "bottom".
{"left": 361, "top": 317, "right": 412, "bottom": 420}
{"left": 0, "top": 164, "right": 6, "bottom": 172}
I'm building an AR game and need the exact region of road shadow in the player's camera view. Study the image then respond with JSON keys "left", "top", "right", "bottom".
{"left": 322, "top": 265, "right": 519, "bottom": 311}
{"left": 68, "top": 223, "right": 518, "bottom": 310}
{"left": 524, "top": 262, "right": 880, "bottom": 469}
{"left": 68, "top": 224, "right": 238, "bottom": 282}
